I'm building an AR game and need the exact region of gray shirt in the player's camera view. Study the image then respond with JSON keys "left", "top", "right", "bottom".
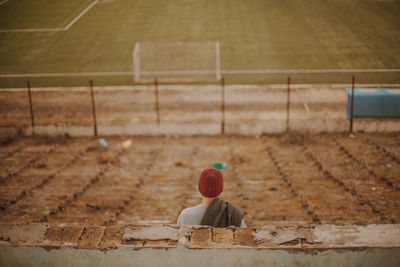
{"left": 177, "top": 204, "right": 246, "bottom": 227}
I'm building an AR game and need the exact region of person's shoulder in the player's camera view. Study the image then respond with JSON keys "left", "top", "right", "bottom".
{"left": 181, "top": 204, "right": 206, "bottom": 215}
{"left": 179, "top": 207, "right": 191, "bottom": 216}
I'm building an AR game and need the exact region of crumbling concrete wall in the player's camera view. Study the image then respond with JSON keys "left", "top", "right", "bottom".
{"left": 0, "top": 224, "right": 400, "bottom": 266}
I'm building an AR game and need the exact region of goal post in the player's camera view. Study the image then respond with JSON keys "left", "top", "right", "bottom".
{"left": 133, "top": 42, "right": 141, "bottom": 82}
{"left": 133, "top": 41, "right": 221, "bottom": 83}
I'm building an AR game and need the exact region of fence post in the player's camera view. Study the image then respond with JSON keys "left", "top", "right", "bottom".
{"left": 154, "top": 79, "right": 160, "bottom": 125}
{"left": 27, "top": 81, "right": 35, "bottom": 133}
{"left": 221, "top": 77, "right": 225, "bottom": 135}
{"left": 349, "top": 75, "right": 355, "bottom": 133}
{"left": 286, "top": 76, "right": 291, "bottom": 132}
{"left": 89, "top": 79, "right": 98, "bottom": 137}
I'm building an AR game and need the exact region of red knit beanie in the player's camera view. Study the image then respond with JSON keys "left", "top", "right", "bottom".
{"left": 198, "top": 168, "right": 223, "bottom": 198}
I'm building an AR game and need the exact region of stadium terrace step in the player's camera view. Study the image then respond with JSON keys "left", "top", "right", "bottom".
{"left": 0, "top": 224, "right": 400, "bottom": 266}
{"left": 0, "top": 223, "right": 399, "bottom": 249}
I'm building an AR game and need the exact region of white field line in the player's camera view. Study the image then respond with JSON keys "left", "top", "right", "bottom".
{"left": 0, "top": 0, "right": 97, "bottom": 33}
{"left": 141, "top": 70, "right": 214, "bottom": 75}
{"left": 64, "top": 0, "right": 98, "bottom": 30}
{"left": 2, "top": 84, "right": 400, "bottom": 92}
{"left": 215, "top": 41, "right": 221, "bottom": 80}
{"left": 1, "top": 68, "right": 400, "bottom": 78}
{"left": 0, "top": 28, "right": 65, "bottom": 33}
{"left": 0, "top": 71, "right": 132, "bottom": 78}
{"left": 223, "top": 69, "right": 400, "bottom": 74}
{"left": 0, "top": 0, "right": 9, "bottom": 6}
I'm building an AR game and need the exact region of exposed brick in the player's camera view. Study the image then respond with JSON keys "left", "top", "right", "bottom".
{"left": 44, "top": 226, "right": 64, "bottom": 245}
{"left": 141, "top": 239, "right": 178, "bottom": 248}
{"left": 190, "top": 228, "right": 211, "bottom": 247}
{"left": 100, "top": 226, "right": 123, "bottom": 249}
{"left": 213, "top": 228, "right": 233, "bottom": 244}
{"left": 78, "top": 226, "right": 105, "bottom": 248}
{"left": 123, "top": 239, "right": 144, "bottom": 248}
{"left": 124, "top": 225, "right": 178, "bottom": 242}
{"left": 144, "top": 240, "right": 168, "bottom": 247}
{"left": 61, "top": 226, "right": 84, "bottom": 244}
{"left": 167, "top": 239, "right": 178, "bottom": 247}
{"left": 235, "top": 228, "right": 254, "bottom": 246}
{"left": 1, "top": 224, "right": 400, "bottom": 250}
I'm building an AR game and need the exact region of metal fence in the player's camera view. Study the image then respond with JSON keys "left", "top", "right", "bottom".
{"left": 1, "top": 76, "right": 398, "bottom": 136}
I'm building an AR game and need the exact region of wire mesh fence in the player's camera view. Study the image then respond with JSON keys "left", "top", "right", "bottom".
{"left": 1, "top": 77, "right": 397, "bottom": 135}
{"left": 94, "top": 88, "right": 156, "bottom": 125}
{"left": 0, "top": 90, "right": 31, "bottom": 126}
{"left": 30, "top": 89, "right": 93, "bottom": 126}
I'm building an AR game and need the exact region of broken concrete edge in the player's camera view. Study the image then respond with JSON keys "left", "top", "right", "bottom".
{"left": 0, "top": 223, "right": 400, "bottom": 250}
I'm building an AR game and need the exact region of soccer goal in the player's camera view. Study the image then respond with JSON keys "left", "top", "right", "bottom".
{"left": 133, "top": 41, "right": 221, "bottom": 83}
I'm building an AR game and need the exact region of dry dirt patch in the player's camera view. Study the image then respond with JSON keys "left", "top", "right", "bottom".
{"left": 0, "top": 133, "right": 399, "bottom": 226}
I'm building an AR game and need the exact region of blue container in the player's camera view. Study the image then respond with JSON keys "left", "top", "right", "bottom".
{"left": 346, "top": 88, "right": 400, "bottom": 120}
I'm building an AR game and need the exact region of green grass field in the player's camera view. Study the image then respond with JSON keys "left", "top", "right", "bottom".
{"left": 0, "top": 0, "right": 399, "bottom": 87}
{"left": 0, "top": 0, "right": 94, "bottom": 29}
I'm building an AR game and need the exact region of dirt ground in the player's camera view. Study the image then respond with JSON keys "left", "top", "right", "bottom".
{"left": 0, "top": 133, "right": 399, "bottom": 227}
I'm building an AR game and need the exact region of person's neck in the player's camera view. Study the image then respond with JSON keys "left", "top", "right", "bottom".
{"left": 201, "top": 197, "right": 216, "bottom": 206}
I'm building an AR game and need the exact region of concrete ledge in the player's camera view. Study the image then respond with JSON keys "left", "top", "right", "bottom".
{"left": 1, "top": 246, "right": 400, "bottom": 267}
{"left": 1, "top": 224, "right": 400, "bottom": 250}
{"left": 0, "top": 246, "right": 399, "bottom": 267}
{"left": 2, "top": 119, "right": 400, "bottom": 137}
{"left": 1, "top": 224, "right": 400, "bottom": 266}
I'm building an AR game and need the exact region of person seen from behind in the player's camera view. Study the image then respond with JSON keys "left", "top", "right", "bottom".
{"left": 177, "top": 168, "right": 246, "bottom": 227}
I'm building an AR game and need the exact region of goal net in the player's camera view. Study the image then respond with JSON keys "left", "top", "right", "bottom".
{"left": 133, "top": 41, "right": 221, "bottom": 83}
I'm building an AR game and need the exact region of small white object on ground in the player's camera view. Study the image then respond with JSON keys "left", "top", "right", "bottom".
{"left": 122, "top": 139, "right": 132, "bottom": 149}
